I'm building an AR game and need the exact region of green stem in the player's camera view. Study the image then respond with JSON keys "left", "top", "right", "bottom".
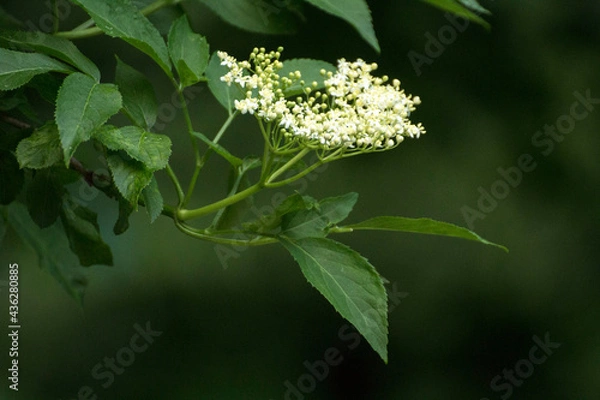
{"left": 52, "top": 0, "right": 60, "bottom": 33}
{"left": 264, "top": 159, "right": 325, "bottom": 188}
{"left": 54, "top": 0, "right": 182, "bottom": 40}
{"left": 165, "top": 164, "right": 185, "bottom": 204}
{"left": 175, "top": 220, "right": 277, "bottom": 246}
{"left": 178, "top": 183, "right": 263, "bottom": 221}
{"left": 266, "top": 147, "right": 311, "bottom": 184}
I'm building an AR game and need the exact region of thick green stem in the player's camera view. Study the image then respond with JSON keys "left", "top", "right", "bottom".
{"left": 265, "top": 160, "right": 325, "bottom": 188}
{"left": 177, "top": 183, "right": 263, "bottom": 221}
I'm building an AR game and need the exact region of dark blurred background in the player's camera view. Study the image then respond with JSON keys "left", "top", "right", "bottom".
{"left": 1, "top": 1, "right": 599, "bottom": 399}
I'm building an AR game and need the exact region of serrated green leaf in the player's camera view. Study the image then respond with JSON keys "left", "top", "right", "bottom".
{"left": 71, "top": 0, "right": 173, "bottom": 77}
{"left": 55, "top": 72, "right": 122, "bottom": 164}
{"left": 205, "top": 52, "right": 245, "bottom": 111}
{"left": 302, "top": 0, "right": 379, "bottom": 53}
{"left": 94, "top": 125, "right": 171, "bottom": 171}
{"left": 115, "top": 57, "right": 158, "bottom": 129}
{"left": 60, "top": 198, "right": 113, "bottom": 266}
{"left": 345, "top": 216, "right": 507, "bottom": 251}
{"left": 7, "top": 202, "right": 88, "bottom": 304}
{"left": 107, "top": 154, "right": 153, "bottom": 207}
{"left": 16, "top": 122, "right": 62, "bottom": 169}
{"left": 197, "top": 0, "right": 299, "bottom": 34}
{"left": 281, "top": 208, "right": 329, "bottom": 239}
{"left": 0, "top": 30, "right": 101, "bottom": 81}
{"left": 25, "top": 169, "right": 64, "bottom": 228}
{"left": 318, "top": 192, "right": 358, "bottom": 225}
{"left": 168, "top": 15, "right": 210, "bottom": 88}
{"left": 192, "top": 131, "right": 242, "bottom": 166}
{"left": 0, "top": 48, "right": 72, "bottom": 91}
{"left": 279, "top": 58, "right": 336, "bottom": 97}
{"left": 141, "top": 174, "right": 163, "bottom": 223}
{"left": 0, "top": 150, "right": 24, "bottom": 205}
{"left": 421, "top": 0, "right": 490, "bottom": 29}
{"left": 280, "top": 237, "right": 388, "bottom": 362}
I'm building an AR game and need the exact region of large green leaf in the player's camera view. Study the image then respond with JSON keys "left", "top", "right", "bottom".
{"left": 0, "top": 150, "right": 24, "bottom": 205}
{"left": 71, "top": 0, "right": 173, "bottom": 77}
{"left": 107, "top": 154, "right": 153, "bottom": 207}
{"left": 7, "top": 202, "right": 88, "bottom": 304}
{"left": 168, "top": 15, "right": 210, "bottom": 88}
{"left": 94, "top": 125, "right": 171, "bottom": 171}
{"left": 115, "top": 57, "right": 157, "bottom": 129}
{"left": 317, "top": 192, "right": 358, "bottom": 225}
{"left": 420, "top": 0, "right": 490, "bottom": 29}
{"left": 345, "top": 216, "right": 507, "bottom": 251}
{"left": 16, "top": 122, "right": 62, "bottom": 169}
{"left": 0, "top": 30, "right": 100, "bottom": 81}
{"left": 279, "top": 58, "right": 336, "bottom": 97}
{"left": 196, "top": 0, "right": 299, "bottom": 34}
{"left": 302, "top": 0, "right": 379, "bottom": 53}
{"left": 280, "top": 237, "right": 389, "bottom": 362}
{"left": 205, "top": 52, "right": 246, "bottom": 111}
{"left": 0, "top": 48, "right": 72, "bottom": 91}
{"left": 55, "top": 73, "right": 122, "bottom": 164}
{"left": 60, "top": 198, "right": 113, "bottom": 267}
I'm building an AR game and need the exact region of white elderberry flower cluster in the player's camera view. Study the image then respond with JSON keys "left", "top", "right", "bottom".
{"left": 218, "top": 48, "right": 425, "bottom": 153}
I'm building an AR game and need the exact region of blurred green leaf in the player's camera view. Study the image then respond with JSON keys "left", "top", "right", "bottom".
{"left": 0, "top": 150, "right": 24, "bottom": 205}
{"left": 0, "top": 6, "right": 23, "bottom": 29}
{"left": 7, "top": 202, "right": 88, "bottom": 304}
{"left": 133, "top": 0, "right": 184, "bottom": 35}
{"left": 25, "top": 169, "right": 64, "bottom": 228}
{"left": 115, "top": 57, "right": 158, "bottom": 129}
{"left": 456, "top": 0, "right": 490, "bottom": 15}
{"left": 345, "top": 216, "right": 508, "bottom": 251}
{"left": 168, "top": 15, "right": 210, "bottom": 88}
{"left": 205, "top": 52, "right": 245, "bottom": 111}
{"left": 279, "top": 58, "right": 336, "bottom": 97}
{"left": 71, "top": 0, "right": 173, "bottom": 77}
{"left": 302, "top": 0, "right": 380, "bottom": 53}
{"left": 197, "top": 0, "right": 299, "bottom": 34}
{"left": 280, "top": 237, "right": 388, "bottom": 362}
{"left": 141, "top": 174, "right": 163, "bottom": 223}
{"left": 0, "top": 48, "right": 72, "bottom": 91}
{"left": 0, "top": 30, "right": 100, "bottom": 81}
{"left": 60, "top": 198, "right": 113, "bottom": 266}
{"left": 107, "top": 153, "right": 153, "bottom": 207}
{"left": 94, "top": 125, "right": 171, "bottom": 171}
{"left": 16, "top": 122, "right": 62, "bottom": 169}
{"left": 421, "top": 0, "right": 490, "bottom": 29}
{"left": 55, "top": 72, "right": 122, "bottom": 164}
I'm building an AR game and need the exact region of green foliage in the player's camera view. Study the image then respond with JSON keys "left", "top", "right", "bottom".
{"left": 303, "top": 0, "right": 380, "bottom": 53}
{"left": 346, "top": 216, "right": 508, "bottom": 252}
{"left": 71, "top": 0, "right": 173, "bottom": 77}
{"left": 280, "top": 237, "right": 389, "bottom": 362}
{"left": 420, "top": 0, "right": 490, "bottom": 29}
{"left": 115, "top": 57, "right": 158, "bottom": 129}
{"left": 55, "top": 72, "right": 122, "bottom": 164}
{"left": 0, "top": 48, "right": 72, "bottom": 90}
{"left": 168, "top": 15, "right": 210, "bottom": 88}
{"left": 0, "top": 0, "right": 499, "bottom": 361}
{"left": 196, "top": 0, "right": 299, "bottom": 34}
